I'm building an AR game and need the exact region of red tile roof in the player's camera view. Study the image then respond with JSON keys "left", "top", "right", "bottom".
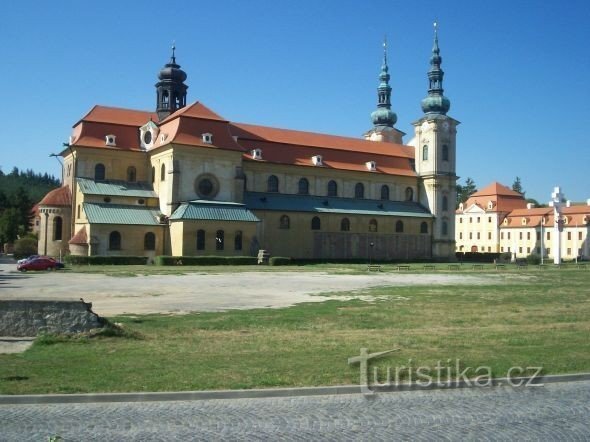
{"left": 76, "top": 105, "right": 157, "bottom": 127}
{"left": 68, "top": 101, "right": 416, "bottom": 176}
{"left": 471, "top": 182, "right": 523, "bottom": 198}
{"left": 502, "top": 204, "right": 590, "bottom": 228}
{"left": 69, "top": 226, "right": 87, "bottom": 245}
{"left": 462, "top": 181, "right": 527, "bottom": 214}
{"left": 159, "top": 102, "right": 227, "bottom": 124}
{"left": 38, "top": 185, "right": 71, "bottom": 207}
{"left": 232, "top": 122, "right": 415, "bottom": 158}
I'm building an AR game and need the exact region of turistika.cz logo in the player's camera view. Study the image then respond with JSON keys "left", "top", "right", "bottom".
{"left": 348, "top": 348, "right": 543, "bottom": 394}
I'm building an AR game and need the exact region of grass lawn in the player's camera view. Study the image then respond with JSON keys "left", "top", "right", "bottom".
{"left": 1, "top": 268, "right": 589, "bottom": 394}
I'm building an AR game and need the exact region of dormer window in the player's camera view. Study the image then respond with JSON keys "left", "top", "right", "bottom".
{"left": 312, "top": 155, "right": 323, "bottom": 166}
{"left": 521, "top": 217, "right": 527, "bottom": 225}
{"left": 139, "top": 121, "right": 159, "bottom": 150}
{"left": 251, "top": 149, "right": 262, "bottom": 160}
{"left": 202, "top": 133, "right": 213, "bottom": 144}
{"left": 459, "top": 203, "right": 464, "bottom": 211}
{"left": 160, "top": 133, "right": 168, "bottom": 143}
{"left": 105, "top": 135, "right": 116, "bottom": 147}
{"left": 366, "top": 161, "right": 377, "bottom": 171}
{"left": 487, "top": 201, "right": 494, "bottom": 210}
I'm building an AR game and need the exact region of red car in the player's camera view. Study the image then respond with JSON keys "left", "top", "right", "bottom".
{"left": 17, "top": 257, "right": 65, "bottom": 272}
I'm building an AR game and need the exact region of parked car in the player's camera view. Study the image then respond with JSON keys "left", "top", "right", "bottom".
{"left": 17, "top": 255, "right": 40, "bottom": 265}
{"left": 17, "top": 257, "right": 65, "bottom": 272}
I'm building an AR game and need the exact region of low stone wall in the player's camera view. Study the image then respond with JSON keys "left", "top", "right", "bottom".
{"left": 0, "top": 300, "right": 105, "bottom": 337}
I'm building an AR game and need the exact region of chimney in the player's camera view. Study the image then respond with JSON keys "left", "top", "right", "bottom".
{"left": 526, "top": 202, "right": 535, "bottom": 209}
{"left": 566, "top": 200, "right": 571, "bottom": 207}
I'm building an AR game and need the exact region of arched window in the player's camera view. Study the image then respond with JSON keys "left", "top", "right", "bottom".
{"left": 279, "top": 215, "right": 290, "bottom": 229}
{"left": 127, "top": 166, "right": 137, "bottom": 182}
{"left": 267, "top": 175, "right": 279, "bottom": 193}
{"left": 109, "top": 231, "right": 121, "bottom": 250}
{"left": 405, "top": 187, "right": 413, "bottom": 201}
{"left": 327, "top": 180, "right": 338, "bottom": 197}
{"left": 311, "top": 216, "right": 321, "bottom": 230}
{"left": 94, "top": 163, "right": 105, "bottom": 181}
{"left": 151, "top": 166, "right": 155, "bottom": 184}
{"left": 160, "top": 164, "right": 166, "bottom": 181}
{"left": 196, "top": 230, "right": 205, "bottom": 250}
{"left": 298, "top": 178, "right": 309, "bottom": 195}
{"left": 77, "top": 205, "right": 81, "bottom": 219}
{"left": 162, "top": 90, "right": 169, "bottom": 107}
{"left": 442, "top": 195, "right": 449, "bottom": 211}
{"left": 420, "top": 222, "right": 428, "bottom": 234}
{"left": 216, "top": 230, "right": 224, "bottom": 250}
{"left": 442, "top": 221, "right": 449, "bottom": 236}
{"left": 144, "top": 232, "right": 156, "bottom": 251}
{"left": 355, "top": 183, "right": 365, "bottom": 199}
{"left": 442, "top": 145, "right": 449, "bottom": 161}
{"left": 380, "top": 185, "right": 390, "bottom": 201}
{"left": 53, "top": 216, "right": 63, "bottom": 241}
{"left": 340, "top": 218, "right": 350, "bottom": 232}
{"left": 369, "top": 219, "right": 378, "bottom": 232}
{"left": 395, "top": 220, "right": 404, "bottom": 233}
{"left": 422, "top": 145, "right": 429, "bottom": 161}
{"left": 234, "top": 231, "right": 243, "bottom": 251}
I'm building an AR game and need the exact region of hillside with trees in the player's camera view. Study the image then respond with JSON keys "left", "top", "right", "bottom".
{"left": 0, "top": 167, "right": 61, "bottom": 247}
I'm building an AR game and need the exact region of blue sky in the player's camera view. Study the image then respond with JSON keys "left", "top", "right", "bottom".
{"left": 1, "top": 0, "right": 589, "bottom": 202}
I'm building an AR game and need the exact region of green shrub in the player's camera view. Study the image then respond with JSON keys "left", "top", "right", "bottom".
{"left": 154, "top": 256, "right": 257, "bottom": 266}
{"left": 13, "top": 237, "right": 38, "bottom": 259}
{"left": 526, "top": 254, "right": 541, "bottom": 265}
{"left": 269, "top": 256, "right": 292, "bottom": 266}
{"left": 64, "top": 255, "right": 148, "bottom": 265}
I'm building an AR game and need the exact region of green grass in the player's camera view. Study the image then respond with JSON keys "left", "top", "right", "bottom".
{"left": 0, "top": 269, "right": 589, "bottom": 394}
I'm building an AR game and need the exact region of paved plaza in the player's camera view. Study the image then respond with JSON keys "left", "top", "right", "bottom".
{"left": 1, "top": 380, "right": 589, "bottom": 441}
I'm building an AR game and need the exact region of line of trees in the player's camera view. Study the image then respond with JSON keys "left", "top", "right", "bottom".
{"left": 0, "top": 166, "right": 60, "bottom": 246}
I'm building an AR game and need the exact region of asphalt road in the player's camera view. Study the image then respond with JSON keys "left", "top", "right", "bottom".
{"left": 1, "top": 380, "right": 589, "bottom": 441}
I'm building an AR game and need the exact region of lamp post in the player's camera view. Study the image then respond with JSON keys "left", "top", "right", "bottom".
{"left": 369, "top": 241, "right": 374, "bottom": 266}
{"left": 49, "top": 153, "right": 63, "bottom": 184}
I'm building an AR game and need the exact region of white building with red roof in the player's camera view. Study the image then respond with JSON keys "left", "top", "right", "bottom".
{"left": 456, "top": 182, "right": 590, "bottom": 260}
{"left": 39, "top": 30, "right": 459, "bottom": 261}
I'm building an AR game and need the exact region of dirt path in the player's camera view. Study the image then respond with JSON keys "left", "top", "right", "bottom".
{"left": 0, "top": 264, "right": 498, "bottom": 316}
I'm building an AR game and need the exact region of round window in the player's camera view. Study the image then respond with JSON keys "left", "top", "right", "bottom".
{"left": 194, "top": 174, "right": 219, "bottom": 199}
{"left": 143, "top": 130, "right": 152, "bottom": 145}
{"left": 198, "top": 179, "right": 214, "bottom": 197}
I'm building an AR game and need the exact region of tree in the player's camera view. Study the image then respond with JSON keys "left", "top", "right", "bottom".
{"left": 456, "top": 177, "right": 477, "bottom": 207}
{"left": 0, "top": 208, "right": 20, "bottom": 244}
{"left": 14, "top": 186, "right": 33, "bottom": 235}
{"left": 512, "top": 177, "right": 525, "bottom": 196}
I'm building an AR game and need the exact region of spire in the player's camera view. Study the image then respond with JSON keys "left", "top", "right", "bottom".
{"left": 171, "top": 41, "right": 176, "bottom": 64}
{"left": 421, "top": 21, "right": 451, "bottom": 116}
{"left": 371, "top": 37, "right": 397, "bottom": 128}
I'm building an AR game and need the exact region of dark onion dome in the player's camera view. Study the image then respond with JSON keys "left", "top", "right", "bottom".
{"left": 158, "top": 49, "right": 187, "bottom": 82}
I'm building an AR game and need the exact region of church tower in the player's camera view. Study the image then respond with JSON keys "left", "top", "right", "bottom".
{"left": 156, "top": 45, "right": 188, "bottom": 121}
{"left": 412, "top": 23, "right": 459, "bottom": 260}
{"left": 364, "top": 40, "right": 405, "bottom": 144}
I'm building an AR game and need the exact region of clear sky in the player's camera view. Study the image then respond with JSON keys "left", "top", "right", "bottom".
{"left": 1, "top": 0, "right": 589, "bottom": 202}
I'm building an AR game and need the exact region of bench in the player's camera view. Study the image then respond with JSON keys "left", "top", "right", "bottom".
{"left": 367, "top": 264, "right": 382, "bottom": 272}
{"left": 471, "top": 264, "right": 484, "bottom": 270}
{"left": 396, "top": 265, "right": 411, "bottom": 271}
{"left": 516, "top": 263, "right": 528, "bottom": 270}
{"left": 538, "top": 264, "right": 547, "bottom": 270}
{"left": 577, "top": 263, "right": 587, "bottom": 269}
{"left": 495, "top": 264, "right": 506, "bottom": 270}
{"left": 423, "top": 264, "right": 436, "bottom": 271}
{"left": 448, "top": 264, "right": 460, "bottom": 271}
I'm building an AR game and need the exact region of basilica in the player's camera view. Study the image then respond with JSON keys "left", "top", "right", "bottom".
{"left": 37, "top": 28, "right": 458, "bottom": 261}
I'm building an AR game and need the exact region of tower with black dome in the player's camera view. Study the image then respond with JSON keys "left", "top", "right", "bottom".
{"left": 411, "top": 22, "right": 458, "bottom": 260}
{"left": 156, "top": 45, "right": 188, "bottom": 120}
